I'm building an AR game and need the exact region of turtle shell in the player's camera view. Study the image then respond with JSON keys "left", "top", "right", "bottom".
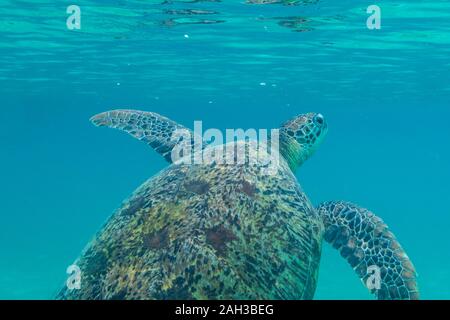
{"left": 58, "top": 143, "right": 323, "bottom": 300}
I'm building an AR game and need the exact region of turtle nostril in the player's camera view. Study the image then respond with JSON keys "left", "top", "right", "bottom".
{"left": 314, "top": 114, "right": 324, "bottom": 125}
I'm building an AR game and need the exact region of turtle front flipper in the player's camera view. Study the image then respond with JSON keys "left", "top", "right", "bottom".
{"left": 317, "top": 201, "right": 419, "bottom": 300}
{"left": 91, "top": 110, "right": 201, "bottom": 163}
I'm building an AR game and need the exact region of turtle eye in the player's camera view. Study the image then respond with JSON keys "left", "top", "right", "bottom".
{"left": 314, "top": 114, "right": 324, "bottom": 126}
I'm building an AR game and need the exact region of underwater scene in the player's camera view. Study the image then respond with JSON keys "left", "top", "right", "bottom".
{"left": 0, "top": 0, "right": 449, "bottom": 300}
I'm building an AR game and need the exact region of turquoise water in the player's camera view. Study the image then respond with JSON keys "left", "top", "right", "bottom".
{"left": 0, "top": 0, "right": 449, "bottom": 300}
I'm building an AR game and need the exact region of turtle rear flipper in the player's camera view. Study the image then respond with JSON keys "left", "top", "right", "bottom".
{"left": 318, "top": 201, "right": 419, "bottom": 300}
{"left": 91, "top": 110, "right": 202, "bottom": 163}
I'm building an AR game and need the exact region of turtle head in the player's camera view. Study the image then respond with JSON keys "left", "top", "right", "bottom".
{"left": 279, "top": 113, "right": 328, "bottom": 172}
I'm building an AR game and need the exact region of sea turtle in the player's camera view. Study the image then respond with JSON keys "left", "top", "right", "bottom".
{"left": 57, "top": 110, "right": 418, "bottom": 300}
